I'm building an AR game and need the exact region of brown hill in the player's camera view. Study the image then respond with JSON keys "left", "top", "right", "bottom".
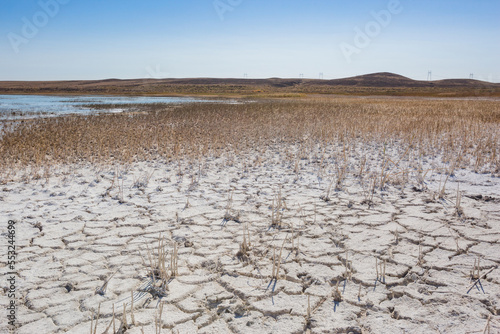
{"left": 0, "top": 72, "right": 498, "bottom": 97}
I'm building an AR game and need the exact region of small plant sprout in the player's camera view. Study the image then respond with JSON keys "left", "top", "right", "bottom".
{"left": 158, "top": 235, "right": 169, "bottom": 280}
{"left": 189, "top": 172, "right": 196, "bottom": 187}
{"left": 291, "top": 222, "right": 301, "bottom": 257}
{"left": 267, "top": 235, "right": 288, "bottom": 291}
{"left": 455, "top": 182, "right": 463, "bottom": 216}
{"left": 183, "top": 197, "right": 190, "bottom": 210}
{"left": 320, "top": 177, "right": 334, "bottom": 202}
{"left": 236, "top": 224, "right": 251, "bottom": 262}
{"left": 471, "top": 257, "right": 481, "bottom": 281}
{"left": 294, "top": 157, "right": 300, "bottom": 175}
{"left": 394, "top": 229, "right": 399, "bottom": 245}
{"left": 222, "top": 189, "right": 241, "bottom": 225}
{"left": 120, "top": 302, "right": 129, "bottom": 333}
{"left": 334, "top": 143, "right": 349, "bottom": 190}
{"left": 361, "top": 175, "right": 377, "bottom": 207}
{"left": 382, "top": 259, "right": 386, "bottom": 283}
{"left": 296, "top": 231, "right": 301, "bottom": 257}
{"left": 171, "top": 242, "right": 179, "bottom": 277}
{"left": 357, "top": 155, "right": 367, "bottom": 179}
{"left": 306, "top": 295, "right": 311, "bottom": 321}
{"left": 117, "top": 176, "right": 125, "bottom": 203}
{"left": 375, "top": 258, "right": 386, "bottom": 284}
{"left": 343, "top": 250, "right": 352, "bottom": 280}
{"left": 417, "top": 231, "right": 424, "bottom": 265}
{"left": 418, "top": 243, "right": 423, "bottom": 265}
{"left": 225, "top": 189, "right": 233, "bottom": 218}
{"left": 271, "top": 187, "right": 286, "bottom": 229}
{"left": 446, "top": 225, "right": 462, "bottom": 253}
{"left": 333, "top": 281, "right": 342, "bottom": 304}
{"left": 438, "top": 173, "right": 450, "bottom": 200}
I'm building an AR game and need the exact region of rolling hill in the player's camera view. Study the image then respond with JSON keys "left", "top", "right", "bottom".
{"left": 0, "top": 72, "right": 498, "bottom": 97}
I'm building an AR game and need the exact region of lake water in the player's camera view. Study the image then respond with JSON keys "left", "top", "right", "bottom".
{"left": 0, "top": 95, "right": 217, "bottom": 120}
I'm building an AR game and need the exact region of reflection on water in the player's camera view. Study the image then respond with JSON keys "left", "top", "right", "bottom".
{"left": 0, "top": 95, "right": 216, "bottom": 120}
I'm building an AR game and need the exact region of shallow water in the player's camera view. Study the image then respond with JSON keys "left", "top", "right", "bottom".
{"left": 0, "top": 94, "right": 216, "bottom": 120}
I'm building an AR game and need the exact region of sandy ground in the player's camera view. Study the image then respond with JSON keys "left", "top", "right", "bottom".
{"left": 1, "top": 144, "right": 499, "bottom": 333}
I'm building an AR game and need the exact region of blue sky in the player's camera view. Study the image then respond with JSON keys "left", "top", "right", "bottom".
{"left": 1, "top": 0, "right": 499, "bottom": 81}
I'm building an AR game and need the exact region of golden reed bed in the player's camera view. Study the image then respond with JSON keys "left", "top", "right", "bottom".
{"left": 1, "top": 98, "right": 498, "bottom": 178}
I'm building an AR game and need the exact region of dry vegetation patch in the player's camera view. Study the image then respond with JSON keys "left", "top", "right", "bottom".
{"left": 1, "top": 98, "right": 498, "bottom": 180}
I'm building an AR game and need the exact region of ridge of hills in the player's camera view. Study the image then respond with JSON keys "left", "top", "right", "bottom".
{"left": 0, "top": 72, "right": 498, "bottom": 97}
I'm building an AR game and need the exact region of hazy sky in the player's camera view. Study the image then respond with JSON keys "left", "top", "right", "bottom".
{"left": 1, "top": 0, "right": 499, "bottom": 81}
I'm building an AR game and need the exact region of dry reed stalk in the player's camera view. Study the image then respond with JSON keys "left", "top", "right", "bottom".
{"left": 344, "top": 250, "right": 351, "bottom": 280}
{"left": 483, "top": 314, "right": 491, "bottom": 334}
{"left": 103, "top": 310, "right": 115, "bottom": 334}
{"left": 271, "top": 187, "right": 286, "bottom": 228}
{"left": 361, "top": 175, "right": 377, "bottom": 206}
{"left": 418, "top": 243, "right": 423, "bottom": 265}
{"left": 382, "top": 260, "right": 386, "bottom": 283}
{"left": 95, "top": 270, "right": 117, "bottom": 296}
{"left": 306, "top": 295, "right": 311, "bottom": 321}
{"left": 270, "top": 235, "right": 288, "bottom": 281}
{"left": 90, "top": 310, "right": 94, "bottom": 334}
{"left": 91, "top": 303, "right": 101, "bottom": 334}
{"left": 130, "top": 291, "right": 136, "bottom": 326}
{"left": 472, "top": 257, "right": 481, "bottom": 280}
{"left": 438, "top": 174, "right": 450, "bottom": 200}
{"left": 121, "top": 303, "right": 128, "bottom": 332}
{"left": 237, "top": 223, "right": 251, "bottom": 261}
{"left": 320, "top": 178, "right": 334, "bottom": 202}
{"left": 455, "top": 182, "right": 463, "bottom": 216}
{"left": 155, "top": 302, "right": 164, "bottom": 334}
{"left": 170, "top": 242, "right": 179, "bottom": 277}
{"left": 333, "top": 281, "right": 342, "bottom": 303}
{"left": 358, "top": 155, "right": 367, "bottom": 178}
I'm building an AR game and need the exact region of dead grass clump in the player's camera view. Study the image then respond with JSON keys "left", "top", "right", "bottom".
{"left": 140, "top": 233, "right": 177, "bottom": 301}
{"left": 270, "top": 186, "right": 287, "bottom": 229}
{"left": 236, "top": 224, "right": 251, "bottom": 262}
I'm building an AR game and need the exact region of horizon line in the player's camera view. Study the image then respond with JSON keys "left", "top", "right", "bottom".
{"left": 1, "top": 72, "right": 498, "bottom": 84}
